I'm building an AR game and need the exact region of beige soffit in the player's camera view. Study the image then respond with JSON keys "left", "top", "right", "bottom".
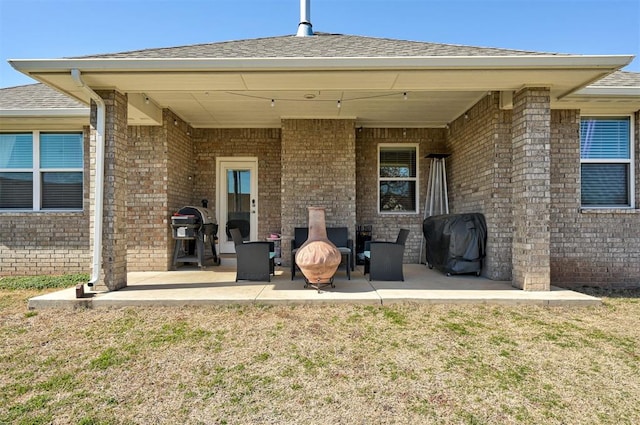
{"left": 8, "top": 54, "right": 634, "bottom": 128}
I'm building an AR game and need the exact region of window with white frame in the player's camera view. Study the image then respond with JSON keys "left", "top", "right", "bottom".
{"left": 580, "top": 116, "right": 634, "bottom": 208}
{"left": 378, "top": 144, "right": 418, "bottom": 213}
{"left": 0, "top": 131, "right": 83, "bottom": 211}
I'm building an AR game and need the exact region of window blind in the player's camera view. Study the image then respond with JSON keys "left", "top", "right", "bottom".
{"left": 0, "top": 172, "right": 33, "bottom": 209}
{"left": 41, "top": 172, "right": 83, "bottom": 209}
{"left": 40, "top": 133, "right": 83, "bottom": 168}
{"left": 379, "top": 145, "right": 418, "bottom": 212}
{"left": 0, "top": 134, "right": 33, "bottom": 168}
{"left": 580, "top": 117, "right": 630, "bottom": 159}
{"left": 581, "top": 163, "right": 629, "bottom": 206}
{"left": 379, "top": 148, "right": 416, "bottom": 178}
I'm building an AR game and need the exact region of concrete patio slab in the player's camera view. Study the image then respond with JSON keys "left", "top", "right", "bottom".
{"left": 256, "top": 272, "right": 381, "bottom": 305}
{"left": 27, "top": 260, "right": 601, "bottom": 309}
{"left": 369, "top": 265, "right": 601, "bottom": 306}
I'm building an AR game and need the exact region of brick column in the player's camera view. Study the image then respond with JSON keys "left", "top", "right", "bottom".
{"left": 93, "top": 90, "right": 128, "bottom": 291}
{"left": 511, "top": 88, "right": 551, "bottom": 291}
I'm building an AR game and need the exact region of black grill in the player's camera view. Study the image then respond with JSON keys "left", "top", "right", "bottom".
{"left": 171, "top": 205, "right": 220, "bottom": 268}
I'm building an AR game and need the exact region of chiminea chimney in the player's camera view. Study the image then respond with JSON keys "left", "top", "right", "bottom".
{"left": 296, "top": 0, "right": 313, "bottom": 36}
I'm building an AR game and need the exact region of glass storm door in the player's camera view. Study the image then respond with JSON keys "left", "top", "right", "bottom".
{"left": 217, "top": 158, "right": 258, "bottom": 253}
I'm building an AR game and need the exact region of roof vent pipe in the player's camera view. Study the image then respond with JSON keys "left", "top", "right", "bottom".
{"left": 296, "top": 0, "right": 313, "bottom": 36}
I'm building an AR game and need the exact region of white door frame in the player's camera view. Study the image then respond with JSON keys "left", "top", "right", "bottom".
{"left": 216, "top": 157, "right": 259, "bottom": 254}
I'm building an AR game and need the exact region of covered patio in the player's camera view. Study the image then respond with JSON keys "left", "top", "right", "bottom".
{"left": 4, "top": 32, "right": 637, "bottom": 294}
{"left": 28, "top": 260, "right": 601, "bottom": 309}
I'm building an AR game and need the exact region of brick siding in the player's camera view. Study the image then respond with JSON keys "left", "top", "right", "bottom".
{"left": 550, "top": 109, "right": 640, "bottom": 288}
{"left": 0, "top": 213, "right": 92, "bottom": 275}
{"left": 510, "top": 88, "right": 552, "bottom": 291}
{"left": 3, "top": 97, "right": 639, "bottom": 290}
{"left": 96, "top": 90, "right": 128, "bottom": 290}
{"left": 0, "top": 126, "right": 91, "bottom": 277}
{"left": 281, "top": 119, "right": 356, "bottom": 266}
{"left": 356, "top": 127, "right": 447, "bottom": 263}
{"left": 125, "top": 110, "right": 194, "bottom": 271}
{"left": 192, "top": 127, "right": 282, "bottom": 243}
{"left": 126, "top": 122, "right": 282, "bottom": 272}
{"left": 446, "top": 93, "right": 513, "bottom": 280}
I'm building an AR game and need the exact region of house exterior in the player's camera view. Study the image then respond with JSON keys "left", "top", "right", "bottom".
{"left": 1, "top": 33, "right": 639, "bottom": 291}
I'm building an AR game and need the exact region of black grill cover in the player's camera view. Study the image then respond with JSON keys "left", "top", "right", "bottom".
{"left": 423, "top": 213, "right": 487, "bottom": 275}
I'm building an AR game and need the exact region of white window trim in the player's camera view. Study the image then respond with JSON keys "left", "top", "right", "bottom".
{"left": 377, "top": 143, "right": 420, "bottom": 215}
{"left": 33, "top": 131, "right": 41, "bottom": 211}
{"left": 0, "top": 130, "right": 84, "bottom": 212}
{"left": 579, "top": 114, "right": 635, "bottom": 209}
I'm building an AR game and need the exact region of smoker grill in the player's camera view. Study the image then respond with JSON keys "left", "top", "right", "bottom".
{"left": 171, "top": 205, "right": 220, "bottom": 268}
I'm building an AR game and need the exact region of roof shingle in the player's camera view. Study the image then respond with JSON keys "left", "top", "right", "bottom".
{"left": 2, "top": 35, "right": 636, "bottom": 112}
{"left": 588, "top": 70, "right": 640, "bottom": 87}
{"left": 0, "top": 84, "right": 86, "bottom": 110}
{"left": 76, "top": 33, "right": 563, "bottom": 59}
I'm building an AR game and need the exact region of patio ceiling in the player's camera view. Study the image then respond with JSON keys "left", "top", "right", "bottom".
{"left": 10, "top": 55, "right": 633, "bottom": 128}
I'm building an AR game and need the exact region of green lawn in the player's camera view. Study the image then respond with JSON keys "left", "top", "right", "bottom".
{"left": 1, "top": 276, "right": 639, "bottom": 424}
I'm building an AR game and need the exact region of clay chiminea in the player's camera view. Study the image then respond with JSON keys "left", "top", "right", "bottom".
{"left": 295, "top": 207, "right": 342, "bottom": 286}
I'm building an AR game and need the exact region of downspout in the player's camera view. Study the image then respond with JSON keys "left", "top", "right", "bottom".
{"left": 71, "top": 69, "right": 105, "bottom": 289}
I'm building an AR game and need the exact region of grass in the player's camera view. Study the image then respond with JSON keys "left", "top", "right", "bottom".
{"left": 0, "top": 273, "right": 89, "bottom": 291}
{"left": 0, "top": 276, "right": 639, "bottom": 424}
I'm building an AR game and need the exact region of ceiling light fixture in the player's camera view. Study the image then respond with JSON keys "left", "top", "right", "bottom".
{"left": 403, "top": 92, "right": 408, "bottom": 100}
{"left": 337, "top": 100, "right": 341, "bottom": 108}
{"left": 271, "top": 99, "right": 275, "bottom": 107}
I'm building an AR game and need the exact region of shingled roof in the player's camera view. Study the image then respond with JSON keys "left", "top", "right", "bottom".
{"left": 588, "top": 70, "right": 640, "bottom": 87}
{"left": 2, "top": 34, "right": 636, "bottom": 112}
{"left": 0, "top": 83, "right": 87, "bottom": 110}
{"left": 77, "top": 33, "right": 563, "bottom": 59}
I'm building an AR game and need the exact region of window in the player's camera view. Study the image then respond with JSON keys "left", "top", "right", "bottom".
{"left": 0, "top": 132, "right": 83, "bottom": 211}
{"left": 580, "top": 117, "right": 634, "bottom": 208}
{"left": 378, "top": 144, "right": 418, "bottom": 213}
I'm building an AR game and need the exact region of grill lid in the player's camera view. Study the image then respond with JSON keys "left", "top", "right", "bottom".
{"left": 175, "top": 206, "right": 217, "bottom": 224}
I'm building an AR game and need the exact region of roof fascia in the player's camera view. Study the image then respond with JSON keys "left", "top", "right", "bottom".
{"left": 10, "top": 55, "right": 634, "bottom": 72}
